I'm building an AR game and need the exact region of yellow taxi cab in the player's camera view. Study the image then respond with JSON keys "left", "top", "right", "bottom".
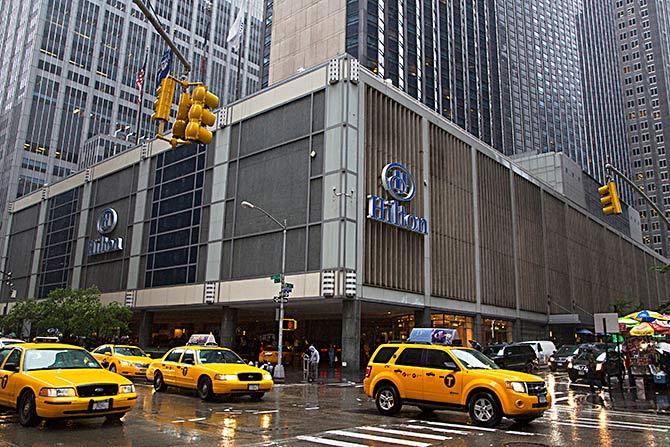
{"left": 0, "top": 343, "right": 137, "bottom": 427}
{"left": 91, "top": 345, "right": 152, "bottom": 377}
{"left": 146, "top": 334, "right": 273, "bottom": 401}
{"left": 258, "top": 346, "right": 294, "bottom": 365}
{"left": 363, "top": 329, "right": 552, "bottom": 427}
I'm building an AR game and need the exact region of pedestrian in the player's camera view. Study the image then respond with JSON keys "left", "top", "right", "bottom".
{"left": 308, "top": 345, "right": 320, "bottom": 382}
{"left": 586, "top": 348, "right": 599, "bottom": 393}
{"left": 328, "top": 345, "right": 336, "bottom": 369}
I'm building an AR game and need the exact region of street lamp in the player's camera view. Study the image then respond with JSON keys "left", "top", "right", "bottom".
{"left": 240, "top": 200, "right": 287, "bottom": 381}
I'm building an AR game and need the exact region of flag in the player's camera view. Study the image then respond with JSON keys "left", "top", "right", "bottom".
{"left": 227, "top": 8, "right": 245, "bottom": 52}
{"left": 156, "top": 48, "right": 173, "bottom": 89}
{"left": 135, "top": 65, "right": 145, "bottom": 104}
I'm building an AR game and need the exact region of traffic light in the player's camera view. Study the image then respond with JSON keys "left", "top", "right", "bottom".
{"left": 172, "top": 91, "right": 192, "bottom": 139}
{"left": 152, "top": 77, "right": 177, "bottom": 122}
{"left": 185, "top": 85, "right": 219, "bottom": 144}
{"left": 598, "top": 181, "right": 622, "bottom": 215}
{"left": 282, "top": 319, "right": 297, "bottom": 331}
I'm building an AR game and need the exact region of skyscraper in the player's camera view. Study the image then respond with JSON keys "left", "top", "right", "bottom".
{"left": 614, "top": 0, "right": 670, "bottom": 256}
{"left": 0, "top": 0, "right": 263, "bottom": 233}
{"left": 263, "top": 0, "right": 630, "bottom": 194}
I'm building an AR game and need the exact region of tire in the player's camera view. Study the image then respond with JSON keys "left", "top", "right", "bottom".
{"left": 109, "top": 363, "right": 117, "bottom": 373}
{"left": 513, "top": 413, "right": 542, "bottom": 425}
{"left": 153, "top": 371, "right": 167, "bottom": 392}
{"left": 468, "top": 392, "right": 502, "bottom": 428}
{"left": 568, "top": 372, "right": 578, "bottom": 383}
{"left": 418, "top": 405, "right": 435, "bottom": 414}
{"left": 250, "top": 393, "right": 265, "bottom": 402}
{"left": 18, "top": 390, "right": 40, "bottom": 427}
{"left": 197, "top": 376, "right": 215, "bottom": 401}
{"left": 105, "top": 413, "right": 124, "bottom": 423}
{"left": 374, "top": 384, "right": 402, "bottom": 416}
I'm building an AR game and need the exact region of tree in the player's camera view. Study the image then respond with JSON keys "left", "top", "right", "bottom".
{"left": 0, "top": 287, "right": 132, "bottom": 343}
{"left": 608, "top": 299, "right": 645, "bottom": 316}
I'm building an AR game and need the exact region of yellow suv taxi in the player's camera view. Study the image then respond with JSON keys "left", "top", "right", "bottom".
{"left": 0, "top": 343, "right": 137, "bottom": 427}
{"left": 91, "top": 345, "right": 152, "bottom": 377}
{"left": 364, "top": 341, "right": 551, "bottom": 427}
{"left": 146, "top": 345, "right": 273, "bottom": 401}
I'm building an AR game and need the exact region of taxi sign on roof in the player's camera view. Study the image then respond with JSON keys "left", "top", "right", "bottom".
{"left": 187, "top": 333, "right": 218, "bottom": 346}
{"left": 408, "top": 328, "right": 458, "bottom": 345}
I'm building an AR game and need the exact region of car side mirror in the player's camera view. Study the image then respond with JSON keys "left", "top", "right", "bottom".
{"left": 101, "top": 361, "right": 109, "bottom": 368}
{"left": 4, "top": 363, "right": 19, "bottom": 373}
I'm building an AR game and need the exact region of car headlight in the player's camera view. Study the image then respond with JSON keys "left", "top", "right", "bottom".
{"left": 133, "top": 362, "right": 148, "bottom": 368}
{"left": 214, "top": 374, "right": 238, "bottom": 381}
{"left": 505, "top": 381, "right": 526, "bottom": 393}
{"left": 39, "top": 387, "right": 75, "bottom": 397}
{"left": 263, "top": 372, "right": 273, "bottom": 381}
{"left": 567, "top": 362, "right": 573, "bottom": 369}
{"left": 119, "top": 360, "right": 131, "bottom": 366}
{"left": 119, "top": 384, "right": 135, "bottom": 394}
{"left": 549, "top": 356, "right": 555, "bottom": 362}
{"left": 596, "top": 363, "right": 602, "bottom": 371}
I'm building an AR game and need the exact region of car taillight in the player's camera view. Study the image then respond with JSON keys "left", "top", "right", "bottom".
{"left": 365, "top": 366, "right": 372, "bottom": 378}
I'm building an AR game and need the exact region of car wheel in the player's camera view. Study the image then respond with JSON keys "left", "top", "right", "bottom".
{"left": 250, "top": 393, "right": 265, "bottom": 402}
{"left": 513, "top": 413, "right": 542, "bottom": 425}
{"left": 197, "top": 376, "right": 215, "bottom": 401}
{"left": 109, "top": 363, "right": 117, "bottom": 373}
{"left": 105, "top": 413, "right": 124, "bottom": 423}
{"left": 418, "top": 405, "right": 435, "bottom": 414}
{"left": 568, "top": 372, "right": 578, "bottom": 382}
{"left": 18, "top": 391, "right": 41, "bottom": 427}
{"left": 468, "top": 392, "right": 502, "bottom": 428}
{"left": 375, "top": 384, "right": 402, "bottom": 416}
{"left": 154, "top": 371, "right": 167, "bottom": 392}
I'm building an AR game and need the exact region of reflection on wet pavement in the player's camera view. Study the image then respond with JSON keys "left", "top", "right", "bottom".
{"left": 0, "top": 371, "right": 666, "bottom": 447}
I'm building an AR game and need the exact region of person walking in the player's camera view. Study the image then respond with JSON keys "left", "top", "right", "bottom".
{"left": 308, "top": 345, "right": 320, "bottom": 383}
{"left": 328, "top": 345, "right": 336, "bottom": 369}
{"left": 586, "top": 348, "right": 599, "bottom": 394}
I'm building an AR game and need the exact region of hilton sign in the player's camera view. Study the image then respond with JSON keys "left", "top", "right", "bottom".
{"left": 87, "top": 208, "right": 124, "bottom": 256}
{"left": 367, "top": 162, "right": 428, "bottom": 235}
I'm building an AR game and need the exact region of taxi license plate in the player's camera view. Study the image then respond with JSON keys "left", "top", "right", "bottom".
{"left": 578, "top": 370, "right": 585, "bottom": 376}
{"left": 248, "top": 384, "right": 259, "bottom": 391}
{"left": 92, "top": 400, "right": 110, "bottom": 411}
{"left": 538, "top": 394, "right": 547, "bottom": 404}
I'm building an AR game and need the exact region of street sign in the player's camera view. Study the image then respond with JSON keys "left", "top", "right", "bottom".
{"left": 594, "top": 312, "right": 620, "bottom": 334}
{"left": 273, "top": 296, "right": 288, "bottom": 304}
{"left": 285, "top": 283, "right": 294, "bottom": 289}
{"left": 270, "top": 274, "right": 282, "bottom": 283}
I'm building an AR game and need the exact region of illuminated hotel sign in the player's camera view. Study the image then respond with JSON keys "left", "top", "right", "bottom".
{"left": 87, "top": 208, "right": 124, "bottom": 256}
{"left": 367, "top": 162, "right": 428, "bottom": 235}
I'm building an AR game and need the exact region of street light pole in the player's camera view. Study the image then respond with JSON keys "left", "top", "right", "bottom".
{"left": 240, "top": 201, "right": 288, "bottom": 382}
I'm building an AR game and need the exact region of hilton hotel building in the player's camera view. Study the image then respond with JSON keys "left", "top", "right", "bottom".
{"left": 2, "top": 57, "right": 667, "bottom": 376}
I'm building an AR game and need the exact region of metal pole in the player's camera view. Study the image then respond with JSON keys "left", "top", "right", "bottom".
{"left": 274, "top": 220, "right": 287, "bottom": 382}
{"left": 132, "top": 0, "right": 191, "bottom": 75}
{"left": 234, "top": 6, "right": 246, "bottom": 101}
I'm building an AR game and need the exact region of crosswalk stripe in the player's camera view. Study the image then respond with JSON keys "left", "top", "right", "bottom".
{"left": 550, "top": 420, "right": 668, "bottom": 433}
{"left": 409, "top": 420, "right": 496, "bottom": 432}
{"left": 358, "top": 426, "right": 450, "bottom": 440}
{"left": 543, "top": 415, "right": 670, "bottom": 430}
{"left": 325, "top": 430, "right": 432, "bottom": 447}
{"left": 402, "top": 424, "right": 471, "bottom": 436}
{"left": 295, "top": 436, "right": 368, "bottom": 447}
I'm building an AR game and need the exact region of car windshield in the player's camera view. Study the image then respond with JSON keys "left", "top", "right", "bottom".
{"left": 198, "top": 349, "right": 245, "bottom": 365}
{"left": 24, "top": 349, "right": 101, "bottom": 371}
{"left": 115, "top": 347, "right": 146, "bottom": 357}
{"left": 450, "top": 348, "right": 500, "bottom": 370}
{"left": 556, "top": 346, "right": 577, "bottom": 356}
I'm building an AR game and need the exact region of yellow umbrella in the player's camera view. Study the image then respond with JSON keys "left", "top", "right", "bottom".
{"left": 625, "top": 310, "right": 669, "bottom": 322}
{"left": 629, "top": 322, "right": 655, "bottom": 336}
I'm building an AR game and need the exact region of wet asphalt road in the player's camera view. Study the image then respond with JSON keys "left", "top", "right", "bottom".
{"left": 0, "top": 371, "right": 668, "bottom": 447}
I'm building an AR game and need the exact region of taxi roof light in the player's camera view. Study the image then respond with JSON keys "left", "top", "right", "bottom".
{"left": 407, "top": 328, "right": 460, "bottom": 346}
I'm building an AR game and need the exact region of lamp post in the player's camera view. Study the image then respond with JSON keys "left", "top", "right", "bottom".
{"left": 240, "top": 200, "right": 287, "bottom": 381}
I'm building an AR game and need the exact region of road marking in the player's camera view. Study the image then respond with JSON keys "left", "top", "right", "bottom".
{"left": 254, "top": 410, "right": 279, "bottom": 414}
{"left": 409, "top": 419, "right": 495, "bottom": 432}
{"left": 171, "top": 419, "right": 185, "bottom": 423}
{"left": 188, "top": 417, "right": 207, "bottom": 422}
{"left": 553, "top": 397, "right": 570, "bottom": 402}
{"left": 296, "top": 436, "right": 368, "bottom": 447}
{"left": 325, "top": 430, "right": 431, "bottom": 447}
{"left": 503, "top": 430, "right": 538, "bottom": 436}
{"left": 545, "top": 412, "right": 670, "bottom": 429}
{"left": 305, "top": 407, "right": 320, "bottom": 410}
{"left": 549, "top": 420, "right": 668, "bottom": 432}
{"left": 402, "top": 424, "right": 470, "bottom": 436}
{"left": 358, "top": 426, "right": 450, "bottom": 440}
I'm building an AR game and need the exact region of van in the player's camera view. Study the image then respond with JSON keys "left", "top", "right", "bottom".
{"left": 518, "top": 341, "right": 556, "bottom": 365}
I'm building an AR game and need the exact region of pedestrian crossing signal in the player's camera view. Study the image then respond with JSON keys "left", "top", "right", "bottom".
{"left": 282, "top": 319, "right": 297, "bottom": 331}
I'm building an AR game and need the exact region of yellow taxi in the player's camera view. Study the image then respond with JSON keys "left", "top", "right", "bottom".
{"left": 91, "top": 345, "right": 152, "bottom": 377}
{"left": 363, "top": 329, "right": 552, "bottom": 427}
{"left": 146, "top": 334, "right": 273, "bottom": 401}
{"left": 0, "top": 343, "right": 137, "bottom": 427}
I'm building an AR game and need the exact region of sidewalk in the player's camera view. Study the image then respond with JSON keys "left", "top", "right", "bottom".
{"left": 278, "top": 365, "right": 362, "bottom": 385}
{"left": 584, "top": 382, "right": 670, "bottom": 414}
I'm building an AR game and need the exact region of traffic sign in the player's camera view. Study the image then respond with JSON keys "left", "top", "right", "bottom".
{"left": 285, "top": 283, "right": 294, "bottom": 289}
{"left": 273, "top": 296, "right": 288, "bottom": 303}
{"left": 270, "top": 274, "right": 282, "bottom": 283}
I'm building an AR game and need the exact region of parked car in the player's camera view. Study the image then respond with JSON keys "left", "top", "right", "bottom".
{"left": 567, "top": 348, "right": 623, "bottom": 385}
{"left": 548, "top": 345, "right": 578, "bottom": 371}
{"left": 482, "top": 343, "right": 507, "bottom": 359}
{"left": 518, "top": 341, "right": 556, "bottom": 365}
{"left": 491, "top": 344, "right": 538, "bottom": 372}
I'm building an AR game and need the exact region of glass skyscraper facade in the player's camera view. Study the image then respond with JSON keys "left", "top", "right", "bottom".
{"left": 0, "top": 0, "right": 264, "bottom": 238}
{"left": 614, "top": 0, "right": 670, "bottom": 256}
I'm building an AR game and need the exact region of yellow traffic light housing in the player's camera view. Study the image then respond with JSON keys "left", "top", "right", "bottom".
{"left": 151, "top": 77, "right": 177, "bottom": 123}
{"left": 598, "top": 181, "right": 622, "bottom": 215}
{"left": 185, "top": 85, "right": 219, "bottom": 144}
{"left": 282, "top": 319, "right": 297, "bottom": 331}
{"left": 172, "top": 91, "right": 192, "bottom": 140}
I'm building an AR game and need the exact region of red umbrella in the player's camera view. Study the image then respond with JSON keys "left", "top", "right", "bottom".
{"left": 649, "top": 321, "right": 670, "bottom": 334}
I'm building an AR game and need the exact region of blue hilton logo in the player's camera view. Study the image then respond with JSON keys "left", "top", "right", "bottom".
{"left": 367, "top": 162, "right": 428, "bottom": 234}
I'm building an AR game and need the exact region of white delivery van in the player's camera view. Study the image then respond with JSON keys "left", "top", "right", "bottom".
{"left": 518, "top": 341, "right": 556, "bottom": 365}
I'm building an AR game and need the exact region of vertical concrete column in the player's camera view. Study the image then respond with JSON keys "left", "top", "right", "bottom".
{"left": 71, "top": 181, "right": 93, "bottom": 289}
{"left": 474, "top": 313, "right": 483, "bottom": 343}
{"left": 514, "top": 318, "right": 522, "bottom": 342}
{"left": 341, "top": 299, "right": 361, "bottom": 380}
{"left": 206, "top": 127, "right": 230, "bottom": 281}
{"left": 138, "top": 311, "right": 153, "bottom": 348}
{"left": 219, "top": 306, "right": 238, "bottom": 348}
{"left": 414, "top": 307, "right": 432, "bottom": 328}
{"left": 509, "top": 169, "right": 521, "bottom": 322}
{"left": 470, "top": 146, "right": 483, "bottom": 338}
{"left": 421, "top": 117, "right": 432, "bottom": 310}
{"left": 126, "top": 153, "right": 152, "bottom": 290}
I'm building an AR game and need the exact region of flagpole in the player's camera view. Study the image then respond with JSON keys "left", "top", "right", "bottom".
{"left": 234, "top": 1, "right": 247, "bottom": 101}
{"left": 136, "top": 47, "right": 149, "bottom": 145}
